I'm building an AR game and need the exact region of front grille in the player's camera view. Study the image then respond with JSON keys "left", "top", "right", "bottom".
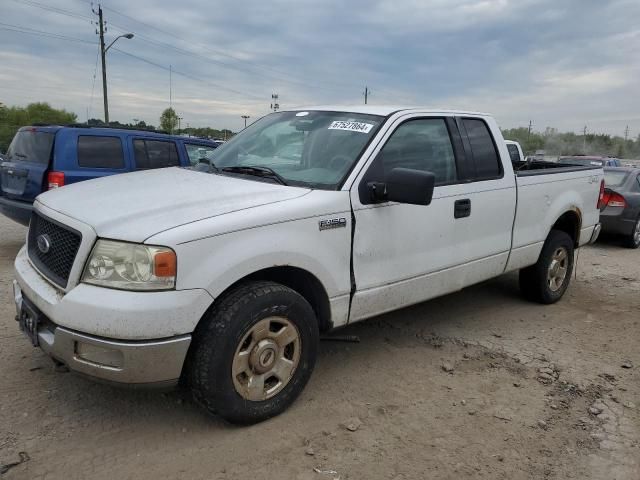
{"left": 28, "top": 212, "right": 82, "bottom": 288}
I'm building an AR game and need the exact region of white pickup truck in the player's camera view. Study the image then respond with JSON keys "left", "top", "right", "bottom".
{"left": 13, "top": 106, "right": 604, "bottom": 423}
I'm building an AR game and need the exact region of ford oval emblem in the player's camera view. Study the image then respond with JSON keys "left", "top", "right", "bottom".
{"left": 37, "top": 234, "right": 51, "bottom": 254}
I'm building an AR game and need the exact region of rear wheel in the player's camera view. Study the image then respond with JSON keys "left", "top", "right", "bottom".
{"left": 519, "top": 230, "right": 574, "bottom": 304}
{"left": 188, "top": 281, "right": 318, "bottom": 424}
{"left": 623, "top": 216, "right": 640, "bottom": 249}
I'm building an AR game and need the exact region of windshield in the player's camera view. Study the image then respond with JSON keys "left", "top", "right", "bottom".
{"left": 6, "top": 130, "right": 54, "bottom": 164}
{"left": 210, "top": 111, "right": 384, "bottom": 189}
{"left": 604, "top": 170, "right": 629, "bottom": 187}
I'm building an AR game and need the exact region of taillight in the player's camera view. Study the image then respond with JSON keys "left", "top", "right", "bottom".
{"left": 47, "top": 171, "right": 65, "bottom": 189}
{"left": 607, "top": 192, "right": 626, "bottom": 208}
{"left": 597, "top": 180, "right": 605, "bottom": 209}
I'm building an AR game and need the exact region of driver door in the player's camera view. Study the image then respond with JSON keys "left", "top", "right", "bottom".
{"left": 348, "top": 115, "right": 473, "bottom": 322}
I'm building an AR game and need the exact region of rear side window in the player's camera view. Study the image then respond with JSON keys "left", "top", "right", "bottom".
{"left": 603, "top": 170, "right": 629, "bottom": 187}
{"left": 6, "top": 130, "right": 54, "bottom": 164}
{"left": 78, "top": 136, "right": 124, "bottom": 168}
{"left": 134, "top": 139, "right": 180, "bottom": 169}
{"left": 463, "top": 119, "right": 502, "bottom": 180}
{"left": 506, "top": 144, "right": 521, "bottom": 163}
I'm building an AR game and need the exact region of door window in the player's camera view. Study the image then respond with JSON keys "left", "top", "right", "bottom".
{"left": 185, "top": 143, "right": 218, "bottom": 166}
{"left": 462, "top": 119, "right": 502, "bottom": 180}
{"left": 78, "top": 136, "right": 124, "bottom": 168}
{"left": 134, "top": 139, "right": 180, "bottom": 169}
{"left": 375, "top": 118, "right": 457, "bottom": 185}
{"left": 506, "top": 144, "right": 521, "bottom": 163}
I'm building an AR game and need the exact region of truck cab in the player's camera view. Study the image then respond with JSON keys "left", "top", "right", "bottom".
{"left": 13, "top": 107, "right": 603, "bottom": 424}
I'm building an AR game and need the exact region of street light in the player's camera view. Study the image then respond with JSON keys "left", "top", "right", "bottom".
{"left": 98, "top": 4, "right": 134, "bottom": 124}
{"left": 241, "top": 115, "right": 250, "bottom": 129}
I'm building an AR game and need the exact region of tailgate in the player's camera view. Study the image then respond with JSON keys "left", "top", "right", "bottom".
{"left": 0, "top": 129, "right": 54, "bottom": 201}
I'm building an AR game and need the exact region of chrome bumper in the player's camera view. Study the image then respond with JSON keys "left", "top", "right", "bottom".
{"left": 38, "top": 327, "right": 191, "bottom": 386}
{"left": 589, "top": 223, "right": 602, "bottom": 244}
{"left": 14, "top": 280, "right": 191, "bottom": 386}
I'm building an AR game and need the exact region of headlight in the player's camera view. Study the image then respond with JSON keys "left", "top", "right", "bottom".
{"left": 82, "top": 240, "right": 176, "bottom": 291}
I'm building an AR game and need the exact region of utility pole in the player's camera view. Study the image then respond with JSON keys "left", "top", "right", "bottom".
{"left": 363, "top": 86, "right": 369, "bottom": 105}
{"left": 94, "top": 4, "right": 133, "bottom": 125}
{"left": 583, "top": 125, "right": 588, "bottom": 153}
{"left": 271, "top": 94, "right": 279, "bottom": 112}
{"left": 624, "top": 125, "right": 630, "bottom": 142}
{"left": 169, "top": 65, "right": 173, "bottom": 109}
{"left": 177, "top": 115, "right": 182, "bottom": 133}
{"left": 241, "top": 115, "right": 250, "bottom": 129}
{"left": 527, "top": 120, "right": 533, "bottom": 140}
{"left": 97, "top": 4, "right": 108, "bottom": 124}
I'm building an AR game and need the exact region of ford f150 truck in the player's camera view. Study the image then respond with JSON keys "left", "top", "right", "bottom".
{"left": 13, "top": 107, "right": 604, "bottom": 424}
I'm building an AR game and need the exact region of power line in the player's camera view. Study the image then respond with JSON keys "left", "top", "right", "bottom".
{"left": 110, "top": 48, "right": 265, "bottom": 104}
{"left": 0, "top": 23, "right": 95, "bottom": 44}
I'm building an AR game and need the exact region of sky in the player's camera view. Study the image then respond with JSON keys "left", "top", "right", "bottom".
{"left": 1, "top": 0, "right": 639, "bottom": 135}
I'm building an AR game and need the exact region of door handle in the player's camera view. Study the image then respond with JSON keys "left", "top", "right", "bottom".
{"left": 454, "top": 199, "right": 471, "bottom": 218}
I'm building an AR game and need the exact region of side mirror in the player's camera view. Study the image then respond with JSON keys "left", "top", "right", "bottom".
{"left": 367, "top": 168, "right": 435, "bottom": 206}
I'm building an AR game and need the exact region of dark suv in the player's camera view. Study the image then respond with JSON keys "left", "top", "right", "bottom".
{"left": 0, "top": 126, "right": 219, "bottom": 225}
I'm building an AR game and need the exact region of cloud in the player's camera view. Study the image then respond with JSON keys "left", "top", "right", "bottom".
{"left": 0, "top": 0, "right": 639, "bottom": 135}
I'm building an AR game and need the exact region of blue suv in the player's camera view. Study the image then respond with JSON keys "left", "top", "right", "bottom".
{"left": 0, "top": 125, "right": 220, "bottom": 225}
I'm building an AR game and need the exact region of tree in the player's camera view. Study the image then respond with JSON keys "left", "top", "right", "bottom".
{"left": 0, "top": 102, "right": 76, "bottom": 152}
{"left": 159, "top": 107, "right": 178, "bottom": 133}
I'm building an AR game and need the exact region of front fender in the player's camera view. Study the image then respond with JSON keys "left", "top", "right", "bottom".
{"left": 173, "top": 215, "right": 352, "bottom": 302}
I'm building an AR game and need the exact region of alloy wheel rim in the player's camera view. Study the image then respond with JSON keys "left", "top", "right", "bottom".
{"left": 232, "top": 316, "right": 301, "bottom": 401}
{"left": 634, "top": 220, "right": 640, "bottom": 245}
{"left": 547, "top": 247, "right": 569, "bottom": 292}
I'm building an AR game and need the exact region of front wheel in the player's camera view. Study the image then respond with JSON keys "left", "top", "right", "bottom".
{"left": 519, "top": 230, "right": 574, "bottom": 304}
{"left": 189, "top": 281, "right": 319, "bottom": 424}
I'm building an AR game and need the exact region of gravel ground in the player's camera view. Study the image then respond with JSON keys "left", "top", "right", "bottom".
{"left": 0, "top": 215, "right": 638, "bottom": 480}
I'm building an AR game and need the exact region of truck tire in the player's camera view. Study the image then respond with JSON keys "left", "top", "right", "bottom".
{"left": 623, "top": 216, "right": 640, "bottom": 249}
{"left": 519, "top": 230, "right": 574, "bottom": 304}
{"left": 188, "top": 281, "right": 319, "bottom": 424}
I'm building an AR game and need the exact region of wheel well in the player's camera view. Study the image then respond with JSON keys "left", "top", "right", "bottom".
{"left": 551, "top": 210, "right": 581, "bottom": 246}
{"left": 224, "top": 267, "right": 332, "bottom": 332}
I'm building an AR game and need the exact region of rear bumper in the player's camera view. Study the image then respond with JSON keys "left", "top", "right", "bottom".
{"left": 600, "top": 215, "right": 636, "bottom": 236}
{"left": 0, "top": 196, "right": 32, "bottom": 225}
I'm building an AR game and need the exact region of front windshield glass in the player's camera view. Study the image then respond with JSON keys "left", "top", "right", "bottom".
{"left": 210, "top": 111, "right": 384, "bottom": 189}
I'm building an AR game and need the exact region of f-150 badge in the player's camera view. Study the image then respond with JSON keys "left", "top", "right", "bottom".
{"left": 319, "top": 218, "right": 347, "bottom": 231}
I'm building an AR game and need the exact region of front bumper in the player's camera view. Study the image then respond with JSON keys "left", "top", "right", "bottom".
{"left": 14, "top": 279, "right": 192, "bottom": 386}
{"left": 0, "top": 196, "right": 33, "bottom": 226}
{"left": 14, "top": 245, "right": 213, "bottom": 385}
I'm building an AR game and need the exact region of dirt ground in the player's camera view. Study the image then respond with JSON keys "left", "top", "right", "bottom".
{"left": 1, "top": 215, "right": 638, "bottom": 480}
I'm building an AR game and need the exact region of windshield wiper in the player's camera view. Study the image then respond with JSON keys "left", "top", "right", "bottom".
{"left": 221, "top": 165, "right": 288, "bottom": 185}
{"left": 13, "top": 152, "right": 27, "bottom": 159}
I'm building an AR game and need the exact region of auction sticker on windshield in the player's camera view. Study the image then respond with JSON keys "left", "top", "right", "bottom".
{"left": 328, "top": 121, "right": 374, "bottom": 133}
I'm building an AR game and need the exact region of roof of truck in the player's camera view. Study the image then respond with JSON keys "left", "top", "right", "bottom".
{"left": 281, "top": 105, "right": 490, "bottom": 117}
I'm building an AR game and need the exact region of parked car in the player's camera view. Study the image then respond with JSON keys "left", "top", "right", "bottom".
{"left": 505, "top": 140, "right": 525, "bottom": 164}
{"left": 13, "top": 107, "right": 603, "bottom": 424}
{"left": 560, "top": 155, "right": 622, "bottom": 167}
{"left": 0, "top": 126, "right": 219, "bottom": 225}
{"left": 600, "top": 167, "right": 640, "bottom": 248}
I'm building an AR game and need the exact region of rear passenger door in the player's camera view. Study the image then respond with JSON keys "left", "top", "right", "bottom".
{"left": 132, "top": 138, "right": 180, "bottom": 170}
{"left": 453, "top": 117, "right": 517, "bottom": 283}
{"left": 65, "top": 134, "right": 128, "bottom": 186}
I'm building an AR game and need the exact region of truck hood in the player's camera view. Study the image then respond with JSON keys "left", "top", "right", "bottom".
{"left": 36, "top": 167, "right": 310, "bottom": 242}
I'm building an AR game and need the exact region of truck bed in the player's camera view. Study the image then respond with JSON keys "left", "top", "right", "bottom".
{"left": 513, "top": 160, "right": 601, "bottom": 176}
